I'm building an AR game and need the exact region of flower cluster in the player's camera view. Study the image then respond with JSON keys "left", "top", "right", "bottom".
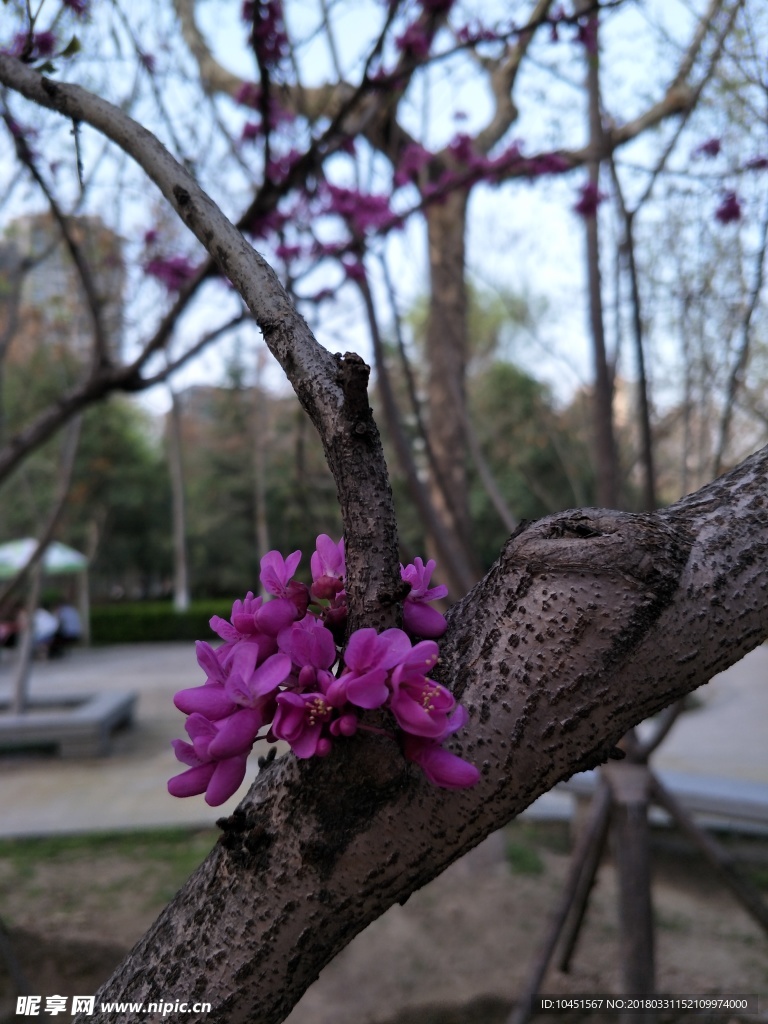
{"left": 169, "top": 537, "right": 479, "bottom": 805}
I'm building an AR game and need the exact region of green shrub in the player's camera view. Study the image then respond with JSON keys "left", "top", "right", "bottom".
{"left": 90, "top": 600, "right": 235, "bottom": 644}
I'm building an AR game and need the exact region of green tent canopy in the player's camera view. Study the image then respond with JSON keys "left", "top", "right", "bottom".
{"left": 0, "top": 539, "right": 90, "bottom": 648}
{"left": 0, "top": 539, "right": 88, "bottom": 579}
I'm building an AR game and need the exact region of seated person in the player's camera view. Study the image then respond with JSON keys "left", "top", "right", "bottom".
{"left": 33, "top": 605, "right": 59, "bottom": 658}
{"left": 49, "top": 602, "right": 83, "bottom": 657}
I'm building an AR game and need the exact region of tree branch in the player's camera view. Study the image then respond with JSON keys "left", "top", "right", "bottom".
{"left": 0, "top": 52, "right": 402, "bottom": 629}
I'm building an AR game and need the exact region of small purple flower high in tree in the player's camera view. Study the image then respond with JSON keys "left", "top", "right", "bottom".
{"left": 169, "top": 536, "right": 479, "bottom": 804}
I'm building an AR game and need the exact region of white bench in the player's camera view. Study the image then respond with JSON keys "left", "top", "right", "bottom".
{"left": 0, "top": 692, "right": 137, "bottom": 757}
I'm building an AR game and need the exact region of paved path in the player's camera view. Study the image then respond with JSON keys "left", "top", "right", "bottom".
{"left": 0, "top": 642, "right": 766, "bottom": 838}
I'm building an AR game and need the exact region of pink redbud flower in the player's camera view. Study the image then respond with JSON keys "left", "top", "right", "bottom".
{"left": 226, "top": 592, "right": 265, "bottom": 636}
{"left": 169, "top": 544, "right": 479, "bottom": 800}
{"left": 260, "top": 550, "right": 309, "bottom": 616}
{"left": 401, "top": 558, "right": 448, "bottom": 638}
{"left": 389, "top": 670, "right": 455, "bottom": 738}
{"left": 394, "top": 142, "right": 432, "bottom": 187}
{"left": 260, "top": 549, "right": 301, "bottom": 596}
{"left": 314, "top": 534, "right": 343, "bottom": 574}
{"left": 241, "top": 120, "right": 261, "bottom": 142}
{"left": 168, "top": 714, "right": 250, "bottom": 806}
{"left": 225, "top": 649, "right": 292, "bottom": 707}
{"left": 402, "top": 706, "right": 480, "bottom": 788}
{"left": 144, "top": 255, "right": 197, "bottom": 291}
{"left": 272, "top": 691, "right": 334, "bottom": 757}
{"left": 327, "top": 627, "right": 412, "bottom": 709}
{"left": 279, "top": 617, "right": 337, "bottom": 676}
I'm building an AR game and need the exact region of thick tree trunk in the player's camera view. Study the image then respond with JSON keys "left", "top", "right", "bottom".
{"left": 167, "top": 386, "right": 191, "bottom": 613}
{"left": 424, "top": 188, "right": 479, "bottom": 592}
{"left": 77, "top": 443, "right": 768, "bottom": 1024}
{"left": 580, "top": 7, "right": 619, "bottom": 509}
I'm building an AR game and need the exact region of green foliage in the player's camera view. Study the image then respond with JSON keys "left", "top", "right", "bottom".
{"left": 504, "top": 838, "right": 544, "bottom": 876}
{"left": 0, "top": 343, "right": 172, "bottom": 602}
{"left": 178, "top": 366, "right": 341, "bottom": 597}
{"left": 90, "top": 600, "right": 234, "bottom": 644}
{"left": 0, "top": 828, "right": 218, "bottom": 917}
{"left": 469, "top": 361, "right": 595, "bottom": 569}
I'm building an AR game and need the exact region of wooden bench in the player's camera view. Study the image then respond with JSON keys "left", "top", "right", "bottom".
{"left": 0, "top": 691, "right": 137, "bottom": 757}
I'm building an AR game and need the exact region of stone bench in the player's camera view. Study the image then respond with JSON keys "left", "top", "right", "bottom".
{"left": 0, "top": 691, "right": 137, "bottom": 757}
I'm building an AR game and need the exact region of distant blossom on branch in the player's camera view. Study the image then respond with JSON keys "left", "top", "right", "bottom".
{"left": 395, "top": 22, "right": 432, "bottom": 59}
{"left": 714, "top": 191, "right": 742, "bottom": 224}
{"left": 144, "top": 255, "right": 198, "bottom": 291}
{"left": 5, "top": 30, "right": 57, "bottom": 60}
{"left": 573, "top": 181, "right": 606, "bottom": 218}
{"left": 243, "top": 0, "right": 289, "bottom": 70}
{"left": 692, "top": 137, "right": 721, "bottom": 159}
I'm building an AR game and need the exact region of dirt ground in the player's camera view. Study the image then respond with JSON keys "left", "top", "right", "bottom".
{"left": 0, "top": 821, "right": 766, "bottom": 1024}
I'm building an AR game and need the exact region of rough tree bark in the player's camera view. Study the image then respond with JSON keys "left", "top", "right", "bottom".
{"left": 424, "top": 187, "right": 479, "bottom": 591}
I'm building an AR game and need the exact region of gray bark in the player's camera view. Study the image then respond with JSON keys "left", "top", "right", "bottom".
{"left": 76, "top": 443, "right": 768, "bottom": 1023}
{"left": 167, "top": 385, "right": 191, "bottom": 613}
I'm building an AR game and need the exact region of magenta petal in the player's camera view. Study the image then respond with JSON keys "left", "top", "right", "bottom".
{"left": 250, "top": 652, "right": 292, "bottom": 696}
{"left": 195, "top": 640, "right": 225, "bottom": 682}
{"left": 402, "top": 640, "right": 440, "bottom": 673}
{"left": 168, "top": 763, "right": 215, "bottom": 798}
{"left": 208, "top": 708, "right": 262, "bottom": 758}
{"left": 443, "top": 703, "right": 469, "bottom": 737}
{"left": 205, "top": 755, "right": 249, "bottom": 806}
{"left": 343, "top": 628, "right": 378, "bottom": 670}
{"left": 228, "top": 641, "right": 259, "bottom": 682}
{"left": 344, "top": 669, "right": 390, "bottom": 709}
{"left": 391, "top": 699, "right": 450, "bottom": 738}
{"left": 260, "top": 549, "right": 301, "bottom": 596}
{"left": 415, "top": 746, "right": 480, "bottom": 789}
{"left": 376, "top": 628, "right": 414, "bottom": 668}
{"left": 311, "top": 534, "right": 344, "bottom": 579}
{"left": 171, "top": 738, "right": 202, "bottom": 768}
{"left": 290, "top": 723, "right": 324, "bottom": 758}
{"left": 284, "top": 549, "right": 302, "bottom": 578}
{"left": 232, "top": 611, "right": 258, "bottom": 633}
{"left": 209, "top": 615, "right": 239, "bottom": 641}
{"left": 272, "top": 691, "right": 305, "bottom": 742}
{"left": 256, "top": 598, "right": 298, "bottom": 636}
{"left": 403, "top": 601, "right": 447, "bottom": 638}
{"left": 185, "top": 712, "right": 219, "bottom": 757}
{"left": 308, "top": 625, "right": 337, "bottom": 669}
{"left": 174, "top": 684, "right": 236, "bottom": 720}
